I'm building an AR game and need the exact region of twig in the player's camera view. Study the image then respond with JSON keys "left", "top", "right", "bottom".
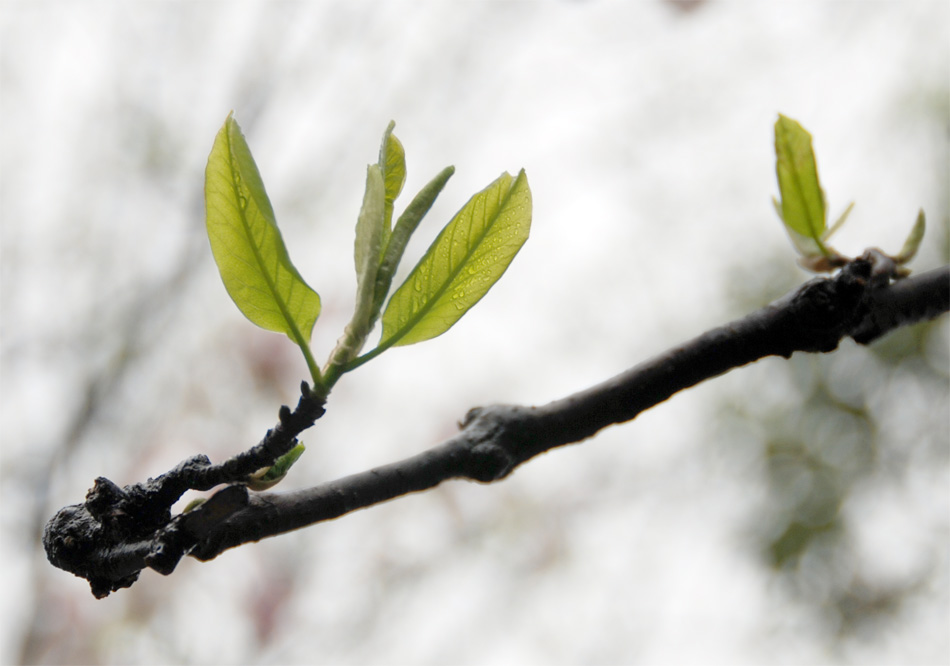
{"left": 44, "top": 257, "right": 949, "bottom": 597}
{"left": 43, "top": 386, "right": 325, "bottom": 598}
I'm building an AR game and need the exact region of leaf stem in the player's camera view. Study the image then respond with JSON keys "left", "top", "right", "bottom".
{"left": 298, "top": 337, "right": 323, "bottom": 391}
{"left": 344, "top": 337, "right": 394, "bottom": 373}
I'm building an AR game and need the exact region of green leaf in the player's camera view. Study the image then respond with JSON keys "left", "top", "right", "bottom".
{"left": 353, "top": 164, "right": 386, "bottom": 331}
{"left": 780, "top": 217, "right": 825, "bottom": 258}
{"left": 774, "top": 114, "right": 828, "bottom": 253}
{"left": 895, "top": 209, "right": 926, "bottom": 264}
{"left": 321, "top": 165, "right": 387, "bottom": 383}
{"left": 205, "top": 113, "right": 321, "bottom": 350}
{"left": 771, "top": 195, "right": 784, "bottom": 222}
{"left": 378, "top": 169, "right": 531, "bottom": 348}
{"left": 379, "top": 121, "right": 407, "bottom": 248}
{"left": 825, "top": 201, "right": 855, "bottom": 241}
{"left": 246, "top": 443, "right": 306, "bottom": 491}
{"left": 182, "top": 498, "right": 207, "bottom": 513}
{"left": 372, "top": 165, "right": 455, "bottom": 319}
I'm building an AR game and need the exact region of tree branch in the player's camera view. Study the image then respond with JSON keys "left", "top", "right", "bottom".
{"left": 43, "top": 387, "right": 326, "bottom": 598}
{"left": 44, "top": 256, "right": 949, "bottom": 597}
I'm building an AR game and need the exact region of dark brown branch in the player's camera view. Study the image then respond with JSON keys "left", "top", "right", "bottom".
{"left": 43, "top": 386, "right": 325, "bottom": 598}
{"left": 852, "top": 265, "right": 949, "bottom": 343}
{"left": 44, "top": 257, "right": 949, "bottom": 597}
{"left": 188, "top": 259, "right": 949, "bottom": 558}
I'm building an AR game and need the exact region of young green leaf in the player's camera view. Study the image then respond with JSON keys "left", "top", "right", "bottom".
{"left": 245, "top": 443, "right": 306, "bottom": 491}
{"left": 825, "top": 201, "right": 855, "bottom": 241}
{"left": 376, "top": 169, "right": 531, "bottom": 350}
{"left": 778, "top": 218, "right": 826, "bottom": 259}
{"left": 895, "top": 209, "right": 926, "bottom": 264}
{"left": 322, "top": 165, "right": 387, "bottom": 384}
{"left": 774, "top": 114, "right": 829, "bottom": 253}
{"left": 182, "top": 498, "right": 207, "bottom": 513}
{"left": 205, "top": 114, "right": 322, "bottom": 360}
{"left": 379, "top": 121, "right": 407, "bottom": 247}
{"left": 371, "top": 165, "right": 456, "bottom": 319}
{"left": 353, "top": 164, "right": 386, "bottom": 331}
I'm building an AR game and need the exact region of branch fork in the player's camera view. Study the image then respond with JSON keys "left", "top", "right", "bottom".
{"left": 43, "top": 384, "right": 325, "bottom": 598}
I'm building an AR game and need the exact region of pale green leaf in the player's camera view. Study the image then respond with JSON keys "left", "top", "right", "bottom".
{"left": 182, "top": 498, "right": 207, "bottom": 513}
{"left": 773, "top": 194, "right": 824, "bottom": 257}
{"left": 895, "top": 209, "right": 926, "bottom": 264}
{"left": 323, "top": 166, "right": 387, "bottom": 378}
{"left": 379, "top": 169, "right": 531, "bottom": 348}
{"left": 353, "top": 164, "right": 385, "bottom": 331}
{"left": 785, "top": 225, "right": 826, "bottom": 259}
{"left": 771, "top": 195, "right": 784, "bottom": 222}
{"left": 205, "top": 113, "right": 321, "bottom": 344}
{"left": 774, "top": 114, "right": 828, "bottom": 250}
{"left": 379, "top": 121, "right": 407, "bottom": 244}
{"left": 372, "top": 165, "right": 455, "bottom": 319}
{"left": 824, "top": 201, "right": 854, "bottom": 241}
{"left": 246, "top": 443, "right": 306, "bottom": 491}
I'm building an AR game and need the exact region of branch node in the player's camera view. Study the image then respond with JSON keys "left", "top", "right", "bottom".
{"left": 468, "top": 442, "right": 516, "bottom": 482}
{"left": 44, "top": 386, "right": 326, "bottom": 597}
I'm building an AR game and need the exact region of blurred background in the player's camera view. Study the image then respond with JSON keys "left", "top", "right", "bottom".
{"left": 1, "top": 1, "right": 947, "bottom": 664}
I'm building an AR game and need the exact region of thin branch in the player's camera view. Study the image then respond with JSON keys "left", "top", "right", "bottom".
{"left": 852, "top": 264, "right": 949, "bottom": 343}
{"left": 44, "top": 257, "right": 950, "bottom": 597}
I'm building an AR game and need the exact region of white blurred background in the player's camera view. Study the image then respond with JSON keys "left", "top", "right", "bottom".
{"left": 1, "top": 1, "right": 947, "bottom": 664}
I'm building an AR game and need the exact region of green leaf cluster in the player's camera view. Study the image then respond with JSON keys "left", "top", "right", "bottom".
{"left": 204, "top": 114, "right": 532, "bottom": 405}
{"left": 772, "top": 114, "right": 925, "bottom": 273}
